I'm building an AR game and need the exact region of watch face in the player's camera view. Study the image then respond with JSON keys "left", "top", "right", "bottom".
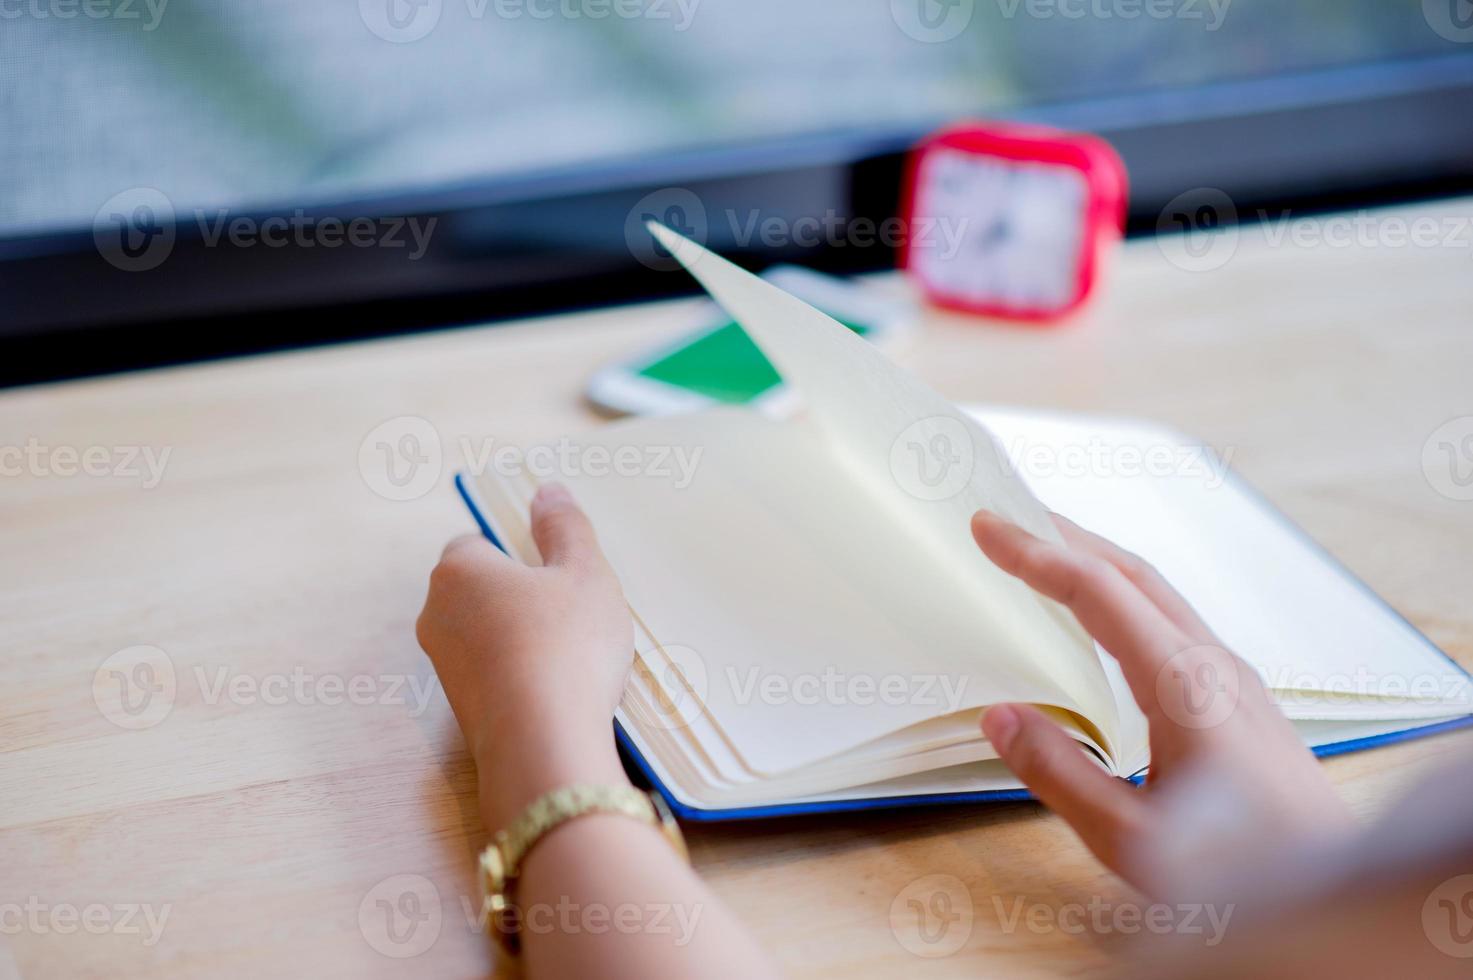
{"left": 911, "top": 146, "right": 1088, "bottom": 313}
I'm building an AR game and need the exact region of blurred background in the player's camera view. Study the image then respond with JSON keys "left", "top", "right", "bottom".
{"left": 3, "top": 0, "right": 1472, "bottom": 383}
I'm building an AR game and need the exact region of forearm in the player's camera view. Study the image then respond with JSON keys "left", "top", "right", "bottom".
{"left": 514, "top": 812, "right": 778, "bottom": 980}
{"left": 473, "top": 698, "right": 779, "bottom": 980}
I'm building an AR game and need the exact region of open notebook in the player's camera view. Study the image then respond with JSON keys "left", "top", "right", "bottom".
{"left": 458, "top": 223, "right": 1473, "bottom": 821}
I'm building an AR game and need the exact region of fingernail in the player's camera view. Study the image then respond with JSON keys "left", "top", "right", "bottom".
{"left": 534, "top": 482, "right": 572, "bottom": 507}
{"left": 983, "top": 704, "right": 1021, "bottom": 753}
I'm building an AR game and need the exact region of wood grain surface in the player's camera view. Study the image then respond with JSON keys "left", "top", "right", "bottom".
{"left": 2, "top": 197, "right": 1471, "bottom": 979}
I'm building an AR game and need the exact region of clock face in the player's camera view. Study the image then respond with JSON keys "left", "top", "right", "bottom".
{"left": 910, "top": 146, "right": 1089, "bottom": 313}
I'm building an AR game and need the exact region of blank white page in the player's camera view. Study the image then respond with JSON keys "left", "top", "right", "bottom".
{"left": 977, "top": 407, "right": 1472, "bottom": 721}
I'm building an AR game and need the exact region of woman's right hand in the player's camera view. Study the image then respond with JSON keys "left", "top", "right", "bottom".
{"left": 972, "top": 510, "right": 1356, "bottom": 900}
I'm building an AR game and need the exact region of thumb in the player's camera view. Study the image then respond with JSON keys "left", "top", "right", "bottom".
{"left": 530, "top": 482, "right": 601, "bottom": 568}
{"left": 983, "top": 704, "right": 1145, "bottom": 874}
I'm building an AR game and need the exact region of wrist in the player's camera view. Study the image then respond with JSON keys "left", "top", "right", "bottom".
{"left": 470, "top": 694, "right": 630, "bottom": 831}
{"left": 477, "top": 746, "right": 630, "bottom": 833}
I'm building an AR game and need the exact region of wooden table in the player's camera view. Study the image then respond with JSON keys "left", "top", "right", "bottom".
{"left": 3, "top": 197, "right": 1472, "bottom": 979}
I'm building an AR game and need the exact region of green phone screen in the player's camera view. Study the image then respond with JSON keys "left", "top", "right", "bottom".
{"left": 637, "top": 319, "right": 869, "bottom": 404}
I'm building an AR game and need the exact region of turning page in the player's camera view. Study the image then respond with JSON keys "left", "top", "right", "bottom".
{"left": 645, "top": 222, "right": 1121, "bottom": 753}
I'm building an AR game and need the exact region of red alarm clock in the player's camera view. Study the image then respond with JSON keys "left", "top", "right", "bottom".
{"left": 900, "top": 122, "right": 1128, "bottom": 323}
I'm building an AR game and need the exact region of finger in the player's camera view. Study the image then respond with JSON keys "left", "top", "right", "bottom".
{"left": 441, "top": 532, "right": 505, "bottom": 563}
{"left": 983, "top": 704, "right": 1145, "bottom": 870}
{"left": 432, "top": 533, "right": 516, "bottom": 595}
{"left": 529, "top": 482, "right": 602, "bottom": 569}
{"left": 1049, "top": 514, "right": 1216, "bottom": 643}
{"left": 972, "top": 510, "right": 1193, "bottom": 694}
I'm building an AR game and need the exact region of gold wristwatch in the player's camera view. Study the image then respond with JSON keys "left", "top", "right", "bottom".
{"left": 478, "top": 784, "right": 687, "bottom": 954}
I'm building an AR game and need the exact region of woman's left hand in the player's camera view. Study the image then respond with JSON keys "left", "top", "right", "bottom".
{"left": 416, "top": 482, "right": 635, "bottom": 826}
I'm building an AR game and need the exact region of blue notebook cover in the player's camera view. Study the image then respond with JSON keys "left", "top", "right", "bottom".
{"left": 455, "top": 472, "right": 1473, "bottom": 823}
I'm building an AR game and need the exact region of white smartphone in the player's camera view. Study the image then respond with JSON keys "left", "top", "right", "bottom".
{"left": 586, "top": 266, "right": 916, "bottom": 417}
